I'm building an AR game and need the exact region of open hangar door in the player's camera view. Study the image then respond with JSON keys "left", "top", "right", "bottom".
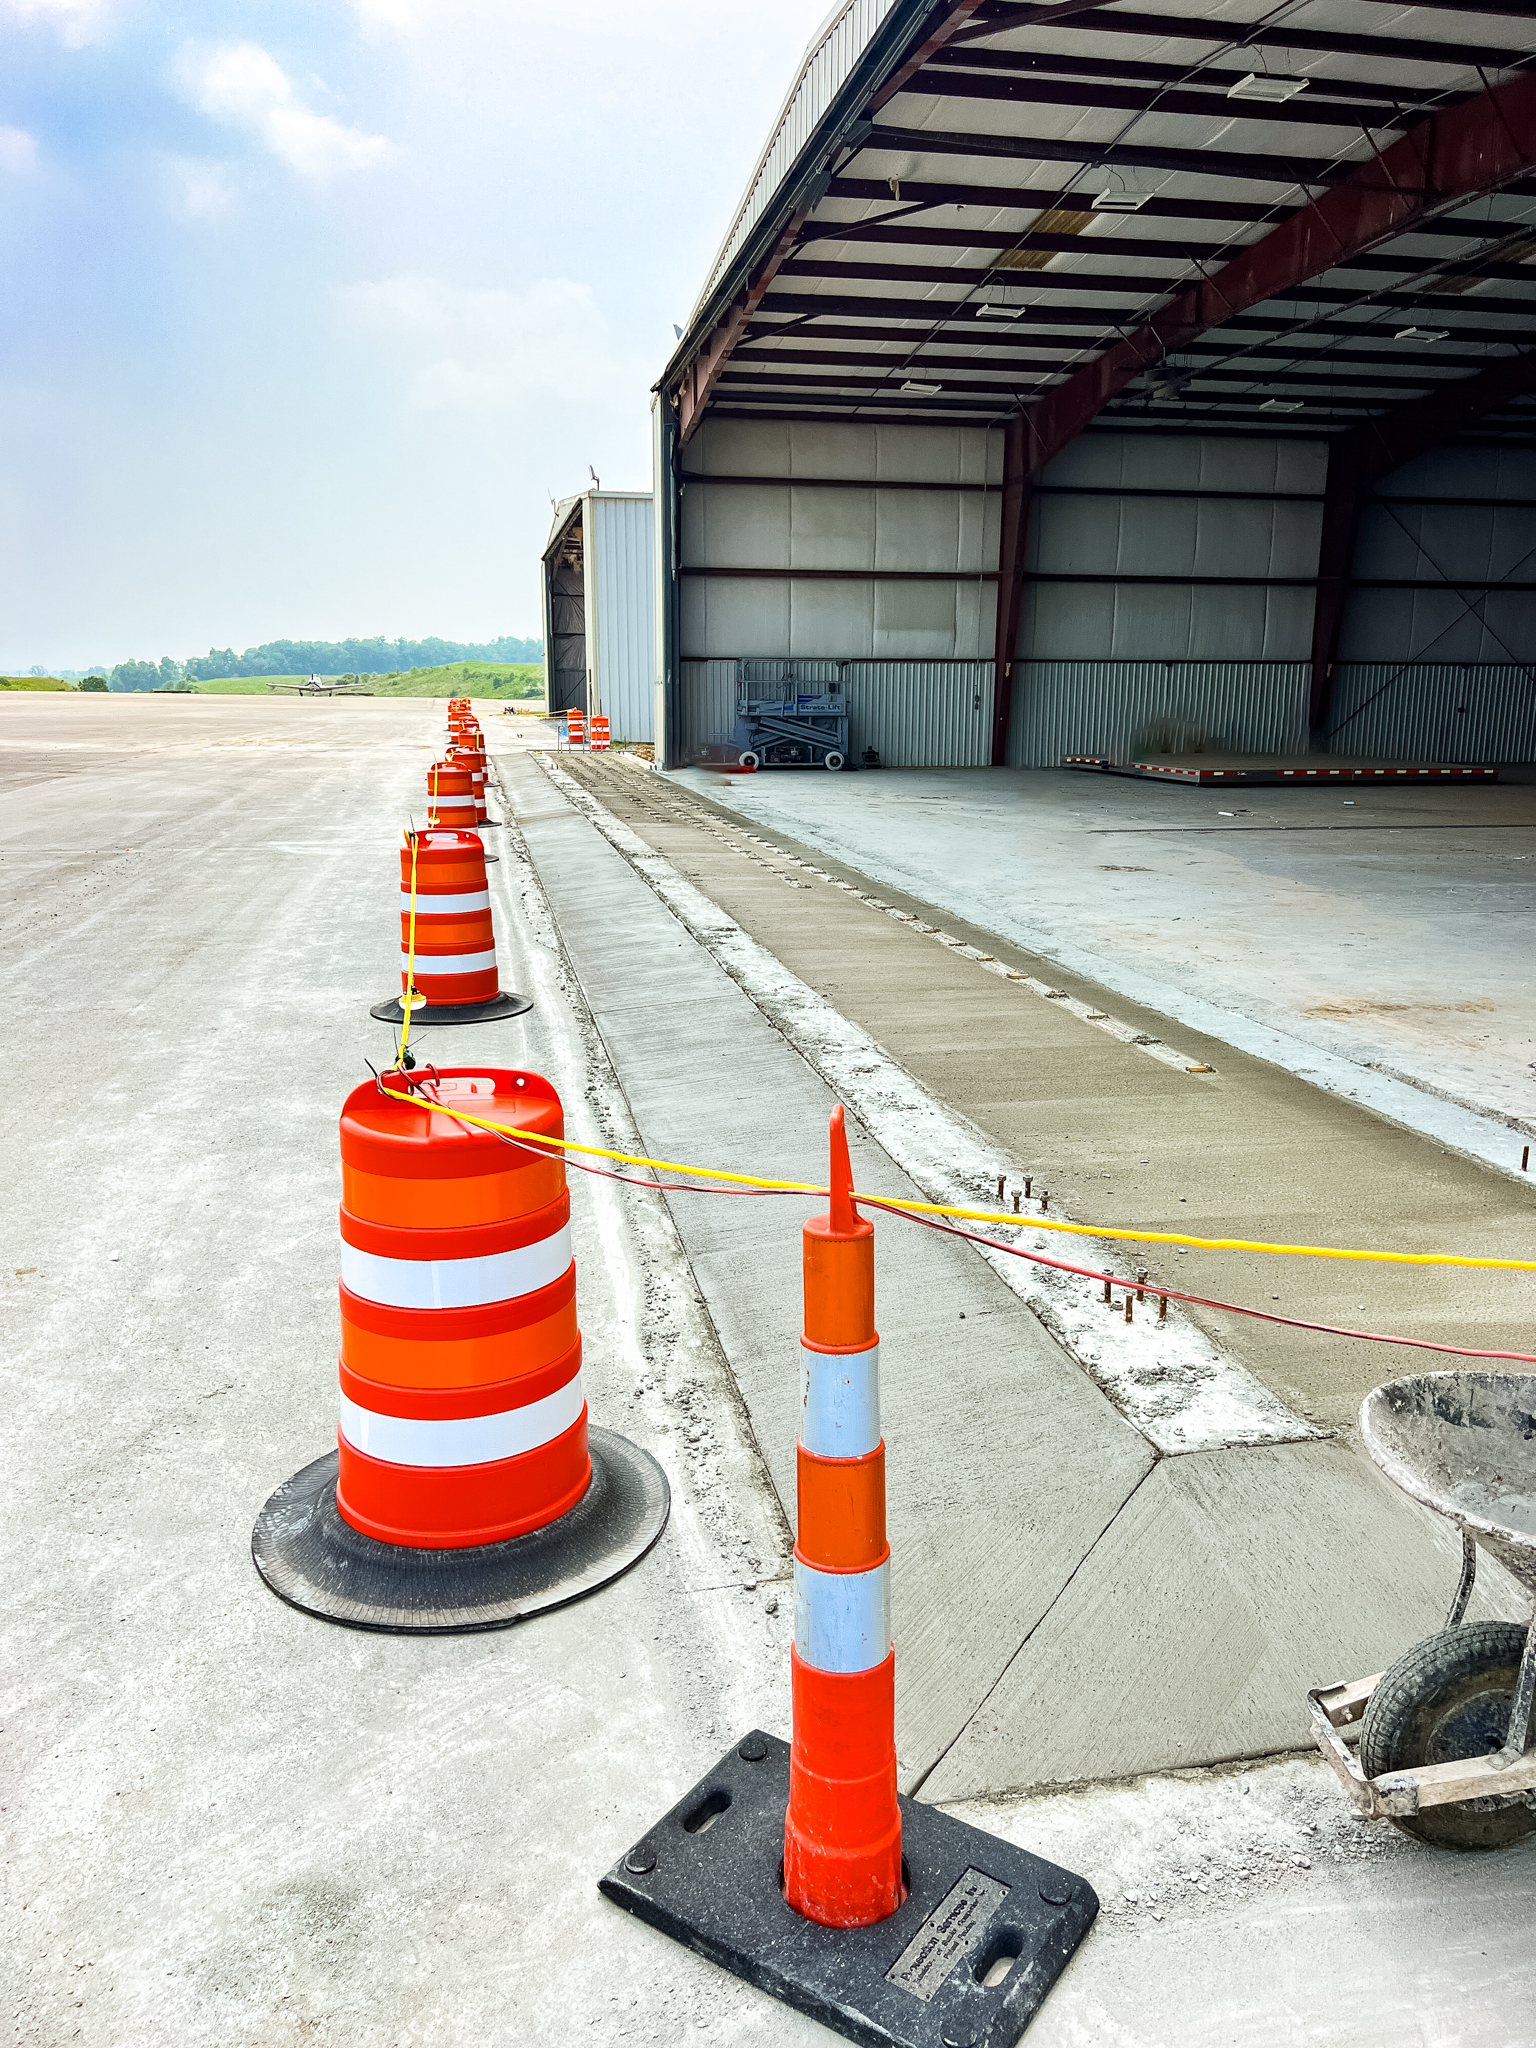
{"left": 650, "top": 0, "right": 1536, "bottom": 774}
{"left": 541, "top": 490, "right": 657, "bottom": 740}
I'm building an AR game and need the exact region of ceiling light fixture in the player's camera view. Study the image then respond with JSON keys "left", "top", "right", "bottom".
{"left": 1227, "top": 73, "right": 1307, "bottom": 102}
{"left": 1395, "top": 327, "right": 1449, "bottom": 342}
{"left": 1093, "top": 190, "right": 1147, "bottom": 213}
{"left": 901, "top": 380, "right": 942, "bottom": 396}
{"left": 976, "top": 304, "right": 1026, "bottom": 319}
{"left": 1261, "top": 398, "right": 1305, "bottom": 411}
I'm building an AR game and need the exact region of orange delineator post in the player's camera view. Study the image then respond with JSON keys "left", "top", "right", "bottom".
{"left": 783, "top": 1106, "right": 903, "bottom": 1930}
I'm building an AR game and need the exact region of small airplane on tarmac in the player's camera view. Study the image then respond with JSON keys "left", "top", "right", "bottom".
{"left": 270, "top": 674, "right": 373, "bottom": 697}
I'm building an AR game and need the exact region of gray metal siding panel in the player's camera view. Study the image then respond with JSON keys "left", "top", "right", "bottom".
{"left": 1324, "top": 664, "right": 1536, "bottom": 762}
{"left": 1007, "top": 661, "right": 1310, "bottom": 767}
{"left": 590, "top": 496, "right": 656, "bottom": 742}
{"left": 677, "top": 658, "right": 992, "bottom": 767}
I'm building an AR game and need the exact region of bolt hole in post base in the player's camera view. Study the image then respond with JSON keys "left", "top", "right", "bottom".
{"left": 369, "top": 991, "right": 533, "bottom": 1026}
{"left": 600, "top": 1732, "right": 1095, "bottom": 2048}
{"left": 250, "top": 1429, "right": 668, "bottom": 1632}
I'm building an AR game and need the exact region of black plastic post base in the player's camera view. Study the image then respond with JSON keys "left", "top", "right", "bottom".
{"left": 601, "top": 1733, "right": 1095, "bottom": 2048}
{"left": 251, "top": 1427, "right": 669, "bottom": 1633}
{"left": 369, "top": 990, "right": 533, "bottom": 1026}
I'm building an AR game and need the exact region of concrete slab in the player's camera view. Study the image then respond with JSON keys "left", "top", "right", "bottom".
{"left": 676, "top": 763, "right": 1536, "bottom": 1169}
{"left": 922, "top": 1440, "right": 1523, "bottom": 1802}
{"left": 503, "top": 750, "right": 1528, "bottom": 1796}
{"left": 2, "top": 695, "right": 797, "bottom": 2047}
{"left": 559, "top": 754, "right": 1536, "bottom": 1437}
{"left": 506, "top": 755, "right": 1156, "bottom": 1787}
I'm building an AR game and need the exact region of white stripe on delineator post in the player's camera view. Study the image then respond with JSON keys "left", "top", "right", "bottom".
{"left": 799, "top": 1343, "right": 880, "bottom": 1458}
{"left": 793, "top": 1559, "right": 891, "bottom": 1674}
{"left": 400, "top": 947, "right": 497, "bottom": 974}
{"left": 338, "top": 1372, "right": 584, "bottom": 1468}
{"left": 399, "top": 889, "right": 490, "bottom": 914}
{"left": 340, "top": 1225, "right": 572, "bottom": 1309}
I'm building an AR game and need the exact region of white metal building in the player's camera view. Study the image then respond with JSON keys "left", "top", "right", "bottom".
{"left": 540, "top": 489, "right": 656, "bottom": 741}
{"left": 650, "top": 0, "right": 1536, "bottom": 771}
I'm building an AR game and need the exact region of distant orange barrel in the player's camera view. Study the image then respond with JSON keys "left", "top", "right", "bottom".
{"left": 590, "top": 716, "right": 611, "bottom": 753}
{"left": 453, "top": 736, "right": 490, "bottom": 822}
{"left": 399, "top": 829, "right": 499, "bottom": 1009}
{"left": 335, "top": 1067, "right": 588, "bottom": 1549}
{"left": 427, "top": 759, "right": 476, "bottom": 830}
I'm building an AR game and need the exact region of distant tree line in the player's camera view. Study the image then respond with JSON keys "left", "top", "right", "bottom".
{"left": 100, "top": 636, "right": 543, "bottom": 691}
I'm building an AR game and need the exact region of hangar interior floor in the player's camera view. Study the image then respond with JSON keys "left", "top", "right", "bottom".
{"left": 4, "top": 694, "right": 1533, "bottom": 2048}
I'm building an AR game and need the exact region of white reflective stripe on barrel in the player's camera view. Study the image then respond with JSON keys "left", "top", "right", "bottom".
{"left": 799, "top": 1343, "right": 880, "bottom": 1459}
{"left": 399, "top": 889, "right": 490, "bottom": 914}
{"left": 339, "top": 1371, "right": 584, "bottom": 1468}
{"left": 341, "top": 1223, "right": 571, "bottom": 1309}
{"left": 401, "top": 947, "right": 496, "bottom": 973}
{"left": 794, "top": 1558, "right": 890, "bottom": 1674}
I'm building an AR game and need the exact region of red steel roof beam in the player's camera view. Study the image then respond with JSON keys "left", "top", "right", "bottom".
{"left": 1017, "top": 66, "right": 1536, "bottom": 477}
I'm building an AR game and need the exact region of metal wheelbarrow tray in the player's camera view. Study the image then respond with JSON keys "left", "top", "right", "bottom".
{"left": 1309, "top": 1372, "right": 1536, "bottom": 1849}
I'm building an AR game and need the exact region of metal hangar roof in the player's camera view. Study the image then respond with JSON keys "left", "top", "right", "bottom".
{"left": 661, "top": 0, "right": 1536, "bottom": 469}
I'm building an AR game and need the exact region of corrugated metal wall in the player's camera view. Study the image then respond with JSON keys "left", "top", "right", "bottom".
{"left": 678, "top": 659, "right": 994, "bottom": 767}
{"left": 588, "top": 494, "right": 656, "bottom": 743}
{"left": 1007, "top": 660, "right": 1309, "bottom": 767}
{"left": 698, "top": 0, "right": 897, "bottom": 310}
{"left": 1324, "top": 663, "right": 1536, "bottom": 762}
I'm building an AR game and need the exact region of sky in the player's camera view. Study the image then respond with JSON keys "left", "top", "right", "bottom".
{"left": 0, "top": 0, "right": 833, "bottom": 668}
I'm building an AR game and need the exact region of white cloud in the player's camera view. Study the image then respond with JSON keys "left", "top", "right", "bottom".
{"left": 160, "top": 155, "right": 236, "bottom": 220}
{"left": 352, "top": 0, "right": 426, "bottom": 29}
{"left": 0, "top": 125, "right": 39, "bottom": 175}
{"left": 0, "top": 0, "right": 111, "bottom": 46}
{"left": 340, "top": 275, "right": 646, "bottom": 412}
{"left": 176, "top": 41, "right": 389, "bottom": 180}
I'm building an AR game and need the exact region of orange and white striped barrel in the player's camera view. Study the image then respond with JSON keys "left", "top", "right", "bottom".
{"left": 399, "top": 829, "right": 499, "bottom": 1008}
{"left": 453, "top": 736, "right": 490, "bottom": 822}
{"left": 564, "top": 712, "right": 586, "bottom": 750}
{"left": 590, "top": 716, "right": 610, "bottom": 752}
{"left": 427, "top": 759, "right": 476, "bottom": 829}
{"left": 335, "top": 1067, "right": 589, "bottom": 1549}
{"left": 783, "top": 1105, "right": 902, "bottom": 1930}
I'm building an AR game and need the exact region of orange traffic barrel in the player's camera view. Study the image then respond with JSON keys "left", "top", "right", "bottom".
{"left": 783, "top": 1106, "right": 902, "bottom": 1929}
{"left": 590, "top": 716, "right": 611, "bottom": 753}
{"left": 370, "top": 829, "right": 531, "bottom": 1027}
{"left": 251, "top": 1066, "right": 670, "bottom": 1631}
{"left": 564, "top": 712, "right": 586, "bottom": 750}
{"left": 453, "top": 735, "right": 492, "bottom": 823}
{"left": 427, "top": 759, "right": 476, "bottom": 830}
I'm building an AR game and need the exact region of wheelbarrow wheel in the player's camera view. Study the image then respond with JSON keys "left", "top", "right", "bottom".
{"left": 1360, "top": 1622, "right": 1536, "bottom": 1851}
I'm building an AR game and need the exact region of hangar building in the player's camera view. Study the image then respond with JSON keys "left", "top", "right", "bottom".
{"left": 650, "top": 0, "right": 1536, "bottom": 773}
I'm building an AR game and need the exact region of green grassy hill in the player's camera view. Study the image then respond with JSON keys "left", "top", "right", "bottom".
{"left": 0, "top": 675, "right": 76, "bottom": 691}
{"left": 193, "top": 662, "right": 544, "bottom": 699}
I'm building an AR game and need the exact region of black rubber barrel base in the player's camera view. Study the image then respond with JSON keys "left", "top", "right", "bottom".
{"left": 251, "top": 1427, "right": 669, "bottom": 1633}
{"left": 602, "top": 1733, "right": 1096, "bottom": 2048}
{"left": 369, "top": 990, "right": 533, "bottom": 1025}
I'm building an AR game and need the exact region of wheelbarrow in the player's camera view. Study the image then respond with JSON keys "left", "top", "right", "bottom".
{"left": 1309, "top": 1372, "right": 1536, "bottom": 1850}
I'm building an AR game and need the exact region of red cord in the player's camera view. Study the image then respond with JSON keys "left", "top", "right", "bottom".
{"left": 865, "top": 1201, "right": 1536, "bottom": 1364}
{"left": 408, "top": 1078, "right": 1536, "bottom": 1364}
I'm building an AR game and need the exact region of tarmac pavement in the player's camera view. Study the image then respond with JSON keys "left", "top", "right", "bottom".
{"left": 4, "top": 694, "right": 1533, "bottom": 2047}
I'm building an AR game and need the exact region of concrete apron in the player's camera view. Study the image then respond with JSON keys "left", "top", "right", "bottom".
{"left": 502, "top": 751, "right": 1525, "bottom": 1802}
{"left": 1, "top": 697, "right": 794, "bottom": 2047}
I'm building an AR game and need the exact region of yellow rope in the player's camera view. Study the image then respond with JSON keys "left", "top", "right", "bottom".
{"left": 372, "top": 1082, "right": 1536, "bottom": 1271}
{"left": 398, "top": 832, "right": 419, "bottom": 1061}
